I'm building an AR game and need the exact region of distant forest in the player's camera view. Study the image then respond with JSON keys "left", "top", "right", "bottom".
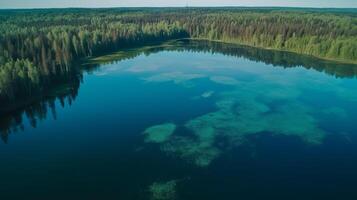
{"left": 1, "top": 8, "right": 357, "bottom": 109}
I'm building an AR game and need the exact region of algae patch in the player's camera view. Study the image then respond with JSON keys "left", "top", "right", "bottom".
{"left": 144, "top": 123, "right": 177, "bottom": 143}
{"left": 139, "top": 59, "right": 350, "bottom": 167}
{"left": 144, "top": 72, "right": 205, "bottom": 86}
{"left": 201, "top": 91, "right": 214, "bottom": 98}
{"left": 142, "top": 78, "right": 328, "bottom": 167}
{"left": 149, "top": 180, "right": 178, "bottom": 200}
{"left": 162, "top": 136, "right": 221, "bottom": 167}
{"left": 210, "top": 76, "right": 240, "bottom": 85}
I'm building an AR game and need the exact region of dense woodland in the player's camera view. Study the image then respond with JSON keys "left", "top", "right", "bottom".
{"left": 0, "top": 8, "right": 357, "bottom": 112}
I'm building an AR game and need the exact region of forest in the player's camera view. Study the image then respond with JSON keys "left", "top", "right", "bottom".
{"left": 0, "top": 7, "right": 357, "bottom": 112}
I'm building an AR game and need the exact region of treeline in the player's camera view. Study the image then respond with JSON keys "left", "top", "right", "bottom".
{"left": 183, "top": 13, "right": 357, "bottom": 62}
{"left": 120, "top": 10, "right": 357, "bottom": 62}
{"left": 1, "top": 8, "right": 357, "bottom": 110}
{"left": 0, "top": 14, "right": 187, "bottom": 105}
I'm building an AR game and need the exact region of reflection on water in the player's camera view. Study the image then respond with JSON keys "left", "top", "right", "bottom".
{"left": 1, "top": 39, "right": 357, "bottom": 199}
{"left": 87, "top": 39, "right": 357, "bottom": 78}
{"left": 2, "top": 39, "right": 356, "bottom": 143}
{"left": 0, "top": 72, "right": 81, "bottom": 143}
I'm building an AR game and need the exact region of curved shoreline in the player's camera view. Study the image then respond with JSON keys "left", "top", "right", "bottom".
{"left": 190, "top": 38, "right": 357, "bottom": 65}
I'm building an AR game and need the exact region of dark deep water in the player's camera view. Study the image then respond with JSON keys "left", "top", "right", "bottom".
{"left": 1, "top": 40, "right": 357, "bottom": 200}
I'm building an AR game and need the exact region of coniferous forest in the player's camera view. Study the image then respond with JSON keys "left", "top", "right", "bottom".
{"left": 1, "top": 8, "right": 357, "bottom": 112}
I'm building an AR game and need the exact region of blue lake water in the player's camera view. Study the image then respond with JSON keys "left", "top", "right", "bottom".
{"left": 1, "top": 40, "right": 357, "bottom": 199}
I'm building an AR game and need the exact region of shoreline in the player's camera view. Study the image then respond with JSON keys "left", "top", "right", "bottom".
{"left": 85, "top": 38, "right": 357, "bottom": 66}
{"left": 190, "top": 38, "right": 357, "bottom": 65}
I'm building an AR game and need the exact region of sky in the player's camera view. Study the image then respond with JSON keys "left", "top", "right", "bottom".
{"left": 0, "top": 0, "right": 356, "bottom": 9}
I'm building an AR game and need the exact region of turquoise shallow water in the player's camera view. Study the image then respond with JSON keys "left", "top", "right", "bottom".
{"left": 1, "top": 40, "right": 357, "bottom": 199}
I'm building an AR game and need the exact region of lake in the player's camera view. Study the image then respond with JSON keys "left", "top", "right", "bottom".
{"left": 1, "top": 40, "right": 357, "bottom": 200}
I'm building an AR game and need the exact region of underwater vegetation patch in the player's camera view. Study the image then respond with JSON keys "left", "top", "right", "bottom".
{"left": 201, "top": 91, "right": 215, "bottom": 98}
{"left": 144, "top": 72, "right": 205, "bottom": 87}
{"left": 144, "top": 123, "right": 177, "bottom": 143}
{"left": 143, "top": 77, "right": 330, "bottom": 167}
{"left": 161, "top": 136, "right": 221, "bottom": 167}
{"left": 140, "top": 55, "right": 357, "bottom": 167}
{"left": 149, "top": 180, "right": 178, "bottom": 200}
{"left": 210, "top": 76, "right": 240, "bottom": 85}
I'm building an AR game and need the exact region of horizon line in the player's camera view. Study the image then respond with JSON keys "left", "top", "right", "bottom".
{"left": 1, "top": 6, "right": 357, "bottom": 10}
